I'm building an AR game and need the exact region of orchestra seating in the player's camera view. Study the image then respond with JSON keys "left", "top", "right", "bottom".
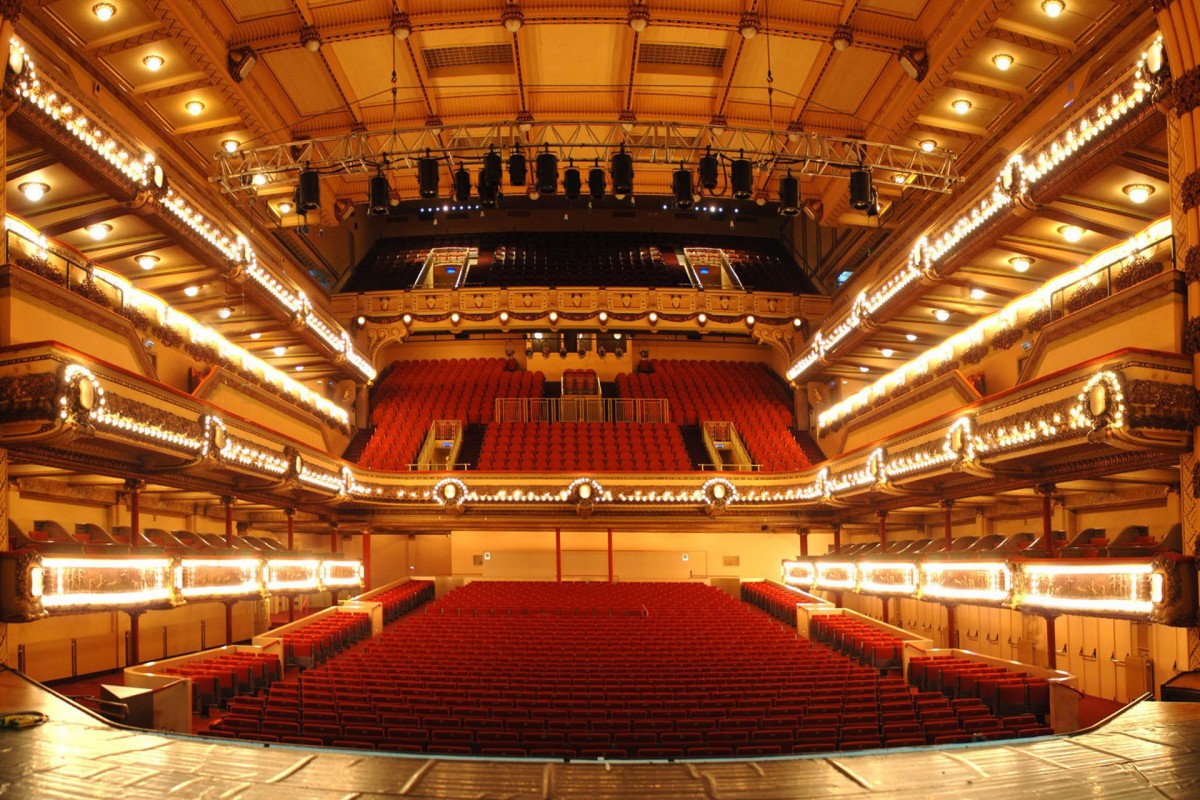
{"left": 368, "top": 580, "right": 437, "bottom": 623}
{"left": 907, "top": 655, "right": 1053, "bottom": 734}
{"left": 810, "top": 615, "right": 904, "bottom": 671}
{"left": 161, "top": 651, "right": 281, "bottom": 714}
{"left": 476, "top": 421, "right": 691, "bottom": 472}
{"left": 210, "top": 581, "right": 1036, "bottom": 756}
{"left": 344, "top": 233, "right": 815, "bottom": 292}
{"left": 620, "top": 360, "right": 810, "bottom": 471}
{"left": 359, "top": 359, "right": 544, "bottom": 471}
{"left": 281, "top": 611, "right": 373, "bottom": 670}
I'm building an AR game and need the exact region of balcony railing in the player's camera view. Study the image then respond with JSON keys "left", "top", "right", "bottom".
{"left": 494, "top": 397, "right": 670, "bottom": 423}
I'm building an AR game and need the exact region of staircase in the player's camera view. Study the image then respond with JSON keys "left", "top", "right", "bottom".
{"left": 341, "top": 426, "right": 374, "bottom": 463}
{"left": 458, "top": 423, "right": 488, "bottom": 469}
{"left": 678, "top": 425, "right": 711, "bottom": 469}
{"left": 790, "top": 428, "right": 826, "bottom": 466}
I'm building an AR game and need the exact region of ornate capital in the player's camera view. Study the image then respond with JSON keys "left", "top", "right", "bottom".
{"left": 0, "top": 1, "right": 22, "bottom": 23}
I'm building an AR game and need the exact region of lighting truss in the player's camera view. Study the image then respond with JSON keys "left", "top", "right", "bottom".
{"left": 212, "top": 120, "right": 959, "bottom": 197}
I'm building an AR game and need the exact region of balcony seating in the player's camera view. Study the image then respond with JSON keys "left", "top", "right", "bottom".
{"left": 562, "top": 369, "right": 599, "bottom": 396}
{"left": 359, "top": 359, "right": 544, "bottom": 471}
{"left": 907, "top": 655, "right": 1050, "bottom": 723}
{"left": 281, "top": 612, "right": 372, "bottom": 670}
{"left": 367, "top": 580, "right": 436, "bottom": 623}
{"left": 809, "top": 615, "right": 904, "bottom": 671}
{"left": 620, "top": 360, "right": 809, "bottom": 472}
{"left": 161, "top": 651, "right": 281, "bottom": 714}
{"left": 741, "top": 581, "right": 806, "bottom": 625}
{"left": 475, "top": 421, "right": 691, "bottom": 472}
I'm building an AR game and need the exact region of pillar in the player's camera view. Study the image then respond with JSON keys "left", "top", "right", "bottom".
{"left": 1, "top": 448, "right": 9, "bottom": 665}
{"left": 223, "top": 496, "right": 234, "bottom": 548}
{"left": 286, "top": 507, "right": 295, "bottom": 551}
{"left": 799, "top": 527, "right": 809, "bottom": 557}
{"left": 225, "top": 601, "right": 234, "bottom": 645}
{"left": 1038, "top": 483, "right": 1056, "bottom": 554}
{"left": 363, "top": 526, "right": 372, "bottom": 592}
{"left": 832, "top": 523, "right": 841, "bottom": 555}
{"left": 127, "top": 610, "right": 142, "bottom": 665}
{"left": 125, "top": 479, "right": 141, "bottom": 553}
{"left": 877, "top": 510, "right": 888, "bottom": 552}
{"left": 1045, "top": 615, "right": 1057, "bottom": 670}
{"left": 288, "top": 595, "right": 296, "bottom": 624}
{"left": 607, "top": 528, "right": 613, "bottom": 583}
{"left": 555, "top": 528, "right": 562, "bottom": 582}
{"left": 330, "top": 521, "right": 339, "bottom": 555}
{"left": 941, "top": 501, "right": 956, "bottom": 648}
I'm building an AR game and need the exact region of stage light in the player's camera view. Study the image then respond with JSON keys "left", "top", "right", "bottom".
{"left": 730, "top": 152, "right": 752, "bottom": 199}
{"left": 535, "top": 146, "right": 558, "bottom": 195}
{"left": 454, "top": 165, "right": 471, "bottom": 204}
{"left": 611, "top": 145, "right": 634, "bottom": 199}
{"left": 698, "top": 148, "right": 718, "bottom": 192}
{"left": 778, "top": 172, "right": 800, "bottom": 216}
{"left": 418, "top": 151, "right": 440, "bottom": 198}
{"left": 563, "top": 163, "right": 582, "bottom": 200}
{"left": 508, "top": 145, "right": 527, "bottom": 187}
{"left": 298, "top": 167, "right": 321, "bottom": 210}
{"left": 588, "top": 163, "right": 606, "bottom": 200}
{"left": 672, "top": 165, "right": 694, "bottom": 209}
{"left": 368, "top": 173, "right": 390, "bottom": 216}
{"left": 849, "top": 168, "right": 873, "bottom": 210}
{"left": 482, "top": 146, "right": 502, "bottom": 190}
{"left": 477, "top": 169, "right": 499, "bottom": 207}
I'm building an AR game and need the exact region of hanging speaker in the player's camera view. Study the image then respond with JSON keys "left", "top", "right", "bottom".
{"left": 672, "top": 166, "right": 694, "bottom": 210}
{"left": 778, "top": 173, "right": 800, "bottom": 216}
{"left": 698, "top": 150, "right": 718, "bottom": 192}
{"left": 417, "top": 154, "right": 440, "bottom": 199}
{"left": 611, "top": 147, "right": 634, "bottom": 199}
{"left": 588, "top": 166, "right": 606, "bottom": 200}
{"left": 563, "top": 165, "right": 581, "bottom": 200}
{"left": 731, "top": 156, "right": 752, "bottom": 199}
{"left": 535, "top": 149, "right": 558, "bottom": 195}
{"left": 453, "top": 166, "right": 471, "bottom": 204}
{"left": 508, "top": 149, "right": 527, "bottom": 187}
{"left": 849, "top": 168, "right": 873, "bottom": 210}
{"left": 298, "top": 168, "right": 321, "bottom": 210}
{"left": 367, "top": 173, "right": 389, "bottom": 217}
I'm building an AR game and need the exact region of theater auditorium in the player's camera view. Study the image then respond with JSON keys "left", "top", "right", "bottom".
{"left": 0, "top": 0, "right": 1199, "bottom": 796}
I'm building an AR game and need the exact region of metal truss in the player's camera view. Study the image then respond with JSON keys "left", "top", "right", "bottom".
{"left": 212, "top": 120, "right": 959, "bottom": 196}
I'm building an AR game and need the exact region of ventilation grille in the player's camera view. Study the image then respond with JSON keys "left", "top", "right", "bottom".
{"left": 423, "top": 44, "right": 513, "bottom": 70}
{"left": 639, "top": 43, "right": 726, "bottom": 69}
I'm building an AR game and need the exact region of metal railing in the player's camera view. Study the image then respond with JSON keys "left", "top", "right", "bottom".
{"left": 702, "top": 420, "right": 757, "bottom": 471}
{"left": 1048, "top": 234, "right": 1174, "bottom": 321}
{"left": 494, "top": 397, "right": 670, "bottom": 424}
{"left": 415, "top": 419, "right": 463, "bottom": 469}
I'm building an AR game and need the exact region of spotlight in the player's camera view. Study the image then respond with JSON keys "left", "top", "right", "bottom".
{"left": 730, "top": 152, "right": 752, "bottom": 199}
{"left": 300, "top": 25, "right": 322, "bottom": 52}
{"left": 535, "top": 146, "right": 558, "bottom": 195}
{"left": 298, "top": 167, "right": 321, "bottom": 210}
{"left": 502, "top": 2, "right": 524, "bottom": 33}
{"left": 777, "top": 172, "right": 800, "bottom": 216}
{"left": 698, "top": 148, "right": 718, "bottom": 192}
{"left": 136, "top": 255, "right": 159, "bottom": 271}
{"left": 367, "top": 173, "right": 390, "bottom": 216}
{"left": 563, "top": 163, "right": 582, "bottom": 200}
{"left": 418, "top": 150, "right": 440, "bottom": 198}
{"left": 849, "top": 168, "right": 873, "bottom": 210}
{"left": 897, "top": 47, "right": 928, "bottom": 81}
{"left": 739, "top": 12, "right": 760, "bottom": 39}
{"left": 227, "top": 47, "right": 257, "bottom": 82}
{"left": 482, "top": 146, "right": 503, "bottom": 190}
{"left": 611, "top": 145, "right": 634, "bottom": 199}
{"left": 19, "top": 182, "right": 48, "bottom": 202}
{"left": 628, "top": 1, "right": 649, "bottom": 32}
{"left": 454, "top": 165, "right": 471, "bottom": 204}
{"left": 477, "top": 169, "right": 499, "bottom": 207}
{"left": 672, "top": 164, "right": 694, "bottom": 210}
{"left": 390, "top": 11, "right": 411, "bottom": 41}
{"left": 142, "top": 54, "right": 165, "bottom": 71}
{"left": 508, "top": 145, "right": 527, "bottom": 186}
{"left": 588, "top": 163, "right": 606, "bottom": 200}
{"left": 831, "top": 24, "right": 853, "bottom": 51}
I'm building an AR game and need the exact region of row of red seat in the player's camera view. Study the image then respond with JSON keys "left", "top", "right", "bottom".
{"left": 162, "top": 651, "right": 280, "bottom": 714}
{"left": 810, "top": 615, "right": 904, "bottom": 671}
{"left": 282, "top": 611, "right": 371, "bottom": 669}
{"left": 908, "top": 655, "right": 1051, "bottom": 721}
{"left": 561, "top": 369, "right": 599, "bottom": 396}
{"left": 741, "top": 581, "right": 807, "bottom": 623}
{"left": 476, "top": 421, "right": 691, "bottom": 471}
{"left": 366, "top": 580, "right": 435, "bottom": 623}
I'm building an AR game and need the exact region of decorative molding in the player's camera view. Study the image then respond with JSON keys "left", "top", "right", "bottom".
{"left": 1172, "top": 65, "right": 1200, "bottom": 114}
{"left": 1183, "top": 168, "right": 1200, "bottom": 213}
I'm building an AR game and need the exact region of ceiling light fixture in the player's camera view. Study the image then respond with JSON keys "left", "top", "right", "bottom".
{"left": 221, "top": 139, "right": 240, "bottom": 154}
{"left": 227, "top": 47, "right": 257, "bottom": 82}
{"left": 1059, "top": 224, "right": 1084, "bottom": 243}
{"left": 970, "top": 287, "right": 986, "bottom": 300}
{"left": 87, "top": 222, "right": 112, "bottom": 240}
{"left": 951, "top": 98, "right": 972, "bottom": 115}
{"left": 709, "top": 114, "right": 727, "bottom": 135}
{"left": 390, "top": 11, "right": 411, "bottom": 41}
{"left": 897, "top": 47, "right": 928, "bottom": 81}
{"left": 933, "top": 309, "right": 951, "bottom": 322}
{"left": 892, "top": 173, "right": 908, "bottom": 184}
{"left": 786, "top": 120, "right": 804, "bottom": 143}
{"left": 300, "top": 25, "right": 322, "bottom": 52}
{"left": 92, "top": 3, "right": 116, "bottom": 22}
{"left": 19, "top": 182, "right": 49, "bottom": 202}
{"left": 881, "top": 348, "right": 894, "bottom": 357}
{"left": 919, "top": 139, "right": 936, "bottom": 153}
{"left": 217, "top": 307, "right": 233, "bottom": 319}
{"left": 251, "top": 173, "right": 268, "bottom": 186}
{"left": 516, "top": 109, "right": 534, "bottom": 133}
{"left": 183, "top": 286, "right": 199, "bottom": 297}
{"left": 184, "top": 99, "right": 205, "bottom": 115}
{"left": 1041, "top": 0, "right": 1065, "bottom": 18}
{"left": 618, "top": 110, "right": 637, "bottom": 133}
{"left": 502, "top": 1, "right": 524, "bottom": 33}
{"left": 859, "top": 366, "right": 870, "bottom": 373}
{"left": 295, "top": 365, "right": 304, "bottom": 372}
{"left": 992, "top": 53, "right": 1014, "bottom": 71}
{"left": 739, "top": 12, "right": 760, "bottom": 39}
{"left": 272, "top": 346, "right": 287, "bottom": 356}
{"left": 136, "top": 255, "right": 159, "bottom": 271}
{"left": 830, "top": 24, "right": 853, "bottom": 52}
{"left": 1122, "top": 183, "right": 1154, "bottom": 204}
{"left": 1010, "top": 256, "right": 1032, "bottom": 273}
{"left": 277, "top": 200, "right": 294, "bottom": 214}
{"left": 905, "top": 333, "right": 918, "bottom": 342}
{"left": 628, "top": 1, "right": 650, "bottom": 32}
{"left": 142, "top": 54, "right": 165, "bottom": 71}
{"left": 249, "top": 332, "right": 261, "bottom": 340}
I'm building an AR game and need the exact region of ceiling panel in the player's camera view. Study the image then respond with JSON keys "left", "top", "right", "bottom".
{"left": 263, "top": 49, "right": 347, "bottom": 117}
{"left": 809, "top": 50, "right": 891, "bottom": 116}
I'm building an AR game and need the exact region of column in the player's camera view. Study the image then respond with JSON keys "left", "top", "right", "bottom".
{"left": 330, "top": 520, "right": 339, "bottom": 555}
{"left": 555, "top": 528, "right": 562, "bottom": 582}
{"left": 0, "top": 448, "right": 8, "bottom": 666}
{"left": 362, "top": 526, "right": 372, "bottom": 592}
{"left": 286, "top": 507, "right": 296, "bottom": 551}
{"left": 831, "top": 522, "right": 841, "bottom": 555}
{"left": 128, "top": 610, "right": 142, "bottom": 665}
{"left": 607, "top": 528, "right": 613, "bottom": 583}
{"left": 125, "top": 479, "right": 141, "bottom": 553}
{"left": 941, "top": 500, "right": 956, "bottom": 648}
{"left": 799, "top": 527, "right": 809, "bottom": 557}
{"left": 1045, "top": 615, "right": 1057, "bottom": 671}
{"left": 225, "top": 601, "right": 234, "bottom": 645}
{"left": 1038, "top": 483, "right": 1056, "bottom": 555}
{"left": 877, "top": 510, "right": 888, "bottom": 552}
{"left": 223, "top": 496, "right": 234, "bottom": 548}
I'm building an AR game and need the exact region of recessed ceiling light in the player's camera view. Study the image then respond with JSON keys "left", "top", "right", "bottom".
{"left": 142, "top": 54, "right": 165, "bottom": 71}
{"left": 991, "top": 53, "right": 1013, "bottom": 71}
{"left": 92, "top": 3, "right": 116, "bottom": 21}
{"left": 221, "top": 139, "right": 240, "bottom": 154}
{"left": 18, "top": 182, "right": 49, "bottom": 201}
{"left": 184, "top": 99, "right": 205, "bottom": 116}
{"left": 1122, "top": 183, "right": 1154, "bottom": 204}
{"left": 249, "top": 332, "right": 261, "bottom": 340}
{"left": 859, "top": 366, "right": 870, "bottom": 373}
{"left": 252, "top": 173, "right": 268, "bottom": 186}
{"left": 86, "top": 222, "right": 112, "bottom": 240}
{"left": 951, "top": 98, "right": 972, "bottom": 115}
{"left": 1010, "top": 256, "right": 1032, "bottom": 273}
{"left": 294, "top": 365, "right": 304, "bottom": 371}
{"left": 905, "top": 333, "right": 918, "bottom": 342}
{"left": 277, "top": 200, "right": 294, "bottom": 214}
{"left": 881, "top": 348, "right": 894, "bottom": 357}
{"left": 970, "top": 288, "right": 986, "bottom": 300}
{"left": 919, "top": 139, "right": 936, "bottom": 153}
{"left": 272, "top": 346, "right": 287, "bottom": 356}
{"left": 136, "top": 254, "right": 159, "bottom": 270}
{"left": 1059, "top": 224, "right": 1084, "bottom": 243}
{"left": 1041, "top": 0, "right": 1065, "bottom": 18}
{"left": 183, "top": 286, "right": 199, "bottom": 297}
{"left": 892, "top": 173, "right": 908, "bottom": 184}
{"left": 217, "top": 307, "right": 233, "bottom": 319}
{"left": 933, "top": 309, "right": 951, "bottom": 322}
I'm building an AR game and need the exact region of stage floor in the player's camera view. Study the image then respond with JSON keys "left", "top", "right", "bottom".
{"left": 2, "top": 667, "right": 1198, "bottom": 799}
